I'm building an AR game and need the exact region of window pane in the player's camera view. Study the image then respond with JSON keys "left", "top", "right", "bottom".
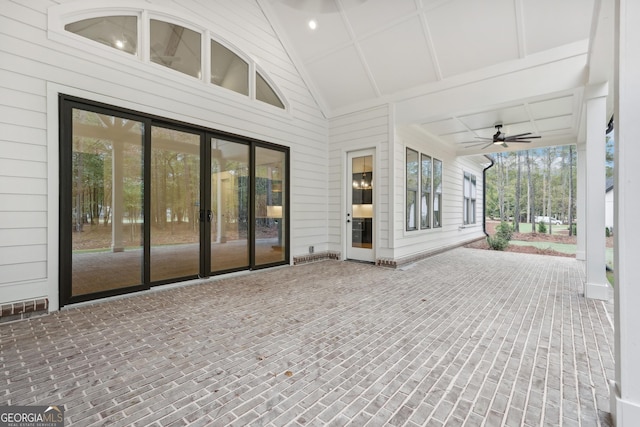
{"left": 211, "top": 139, "right": 249, "bottom": 272}
{"left": 150, "top": 127, "right": 200, "bottom": 282}
{"left": 471, "top": 175, "right": 477, "bottom": 199}
{"left": 211, "top": 40, "right": 248, "bottom": 95}
{"left": 71, "top": 109, "right": 143, "bottom": 296}
{"left": 421, "top": 154, "right": 431, "bottom": 229}
{"left": 406, "top": 148, "right": 419, "bottom": 231}
{"left": 471, "top": 175, "right": 477, "bottom": 223}
{"left": 255, "top": 147, "right": 286, "bottom": 265}
{"left": 150, "top": 20, "right": 201, "bottom": 78}
{"left": 65, "top": 16, "right": 137, "bottom": 54}
{"left": 433, "top": 158, "right": 442, "bottom": 228}
{"left": 464, "top": 173, "right": 471, "bottom": 198}
{"left": 256, "top": 73, "right": 284, "bottom": 109}
{"left": 352, "top": 155, "right": 373, "bottom": 249}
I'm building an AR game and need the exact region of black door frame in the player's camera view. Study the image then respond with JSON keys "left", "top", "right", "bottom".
{"left": 59, "top": 95, "right": 290, "bottom": 306}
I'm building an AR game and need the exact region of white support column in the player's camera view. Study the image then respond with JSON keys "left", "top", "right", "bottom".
{"left": 576, "top": 142, "right": 586, "bottom": 261}
{"left": 583, "top": 83, "right": 611, "bottom": 300}
{"left": 611, "top": 0, "right": 640, "bottom": 423}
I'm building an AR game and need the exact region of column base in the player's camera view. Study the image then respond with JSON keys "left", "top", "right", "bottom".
{"left": 112, "top": 246, "right": 124, "bottom": 253}
{"left": 585, "top": 281, "right": 612, "bottom": 300}
{"left": 576, "top": 250, "right": 586, "bottom": 261}
{"left": 610, "top": 380, "right": 640, "bottom": 426}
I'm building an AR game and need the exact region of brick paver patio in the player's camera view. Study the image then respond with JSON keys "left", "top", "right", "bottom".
{"left": 1, "top": 248, "right": 614, "bottom": 426}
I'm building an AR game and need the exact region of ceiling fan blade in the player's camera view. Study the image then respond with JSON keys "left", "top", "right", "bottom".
{"left": 505, "top": 135, "right": 541, "bottom": 142}
{"left": 506, "top": 132, "right": 532, "bottom": 138}
{"left": 481, "top": 141, "right": 495, "bottom": 149}
{"left": 460, "top": 138, "right": 493, "bottom": 145}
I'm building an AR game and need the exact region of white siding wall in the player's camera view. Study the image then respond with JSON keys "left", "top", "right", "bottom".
{"left": 328, "top": 105, "right": 391, "bottom": 258}
{"left": 0, "top": 0, "right": 328, "bottom": 309}
{"left": 393, "top": 126, "right": 487, "bottom": 260}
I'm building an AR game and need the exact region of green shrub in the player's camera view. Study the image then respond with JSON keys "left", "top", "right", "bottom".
{"left": 537, "top": 222, "right": 547, "bottom": 233}
{"left": 570, "top": 223, "right": 577, "bottom": 236}
{"left": 487, "top": 235, "right": 509, "bottom": 251}
{"left": 495, "top": 221, "right": 513, "bottom": 241}
{"left": 605, "top": 227, "right": 611, "bottom": 237}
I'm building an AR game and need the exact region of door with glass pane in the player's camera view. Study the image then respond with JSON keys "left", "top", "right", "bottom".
{"left": 61, "top": 97, "right": 289, "bottom": 306}
{"left": 67, "top": 108, "right": 145, "bottom": 298}
{"left": 150, "top": 126, "right": 201, "bottom": 283}
{"left": 255, "top": 146, "right": 287, "bottom": 266}
{"left": 347, "top": 150, "right": 375, "bottom": 262}
{"left": 210, "top": 138, "right": 250, "bottom": 273}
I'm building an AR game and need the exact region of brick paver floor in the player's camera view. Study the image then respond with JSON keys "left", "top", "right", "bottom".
{"left": 1, "top": 248, "right": 614, "bottom": 426}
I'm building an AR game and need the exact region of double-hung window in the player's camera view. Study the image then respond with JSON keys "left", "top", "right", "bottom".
{"left": 406, "top": 148, "right": 442, "bottom": 231}
{"left": 463, "top": 172, "right": 477, "bottom": 224}
{"left": 406, "top": 149, "right": 419, "bottom": 231}
{"left": 433, "top": 159, "right": 442, "bottom": 228}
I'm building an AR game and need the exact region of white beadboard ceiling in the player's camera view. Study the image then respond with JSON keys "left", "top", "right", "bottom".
{"left": 258, "top": 0, "right": 608, "bottom": 155}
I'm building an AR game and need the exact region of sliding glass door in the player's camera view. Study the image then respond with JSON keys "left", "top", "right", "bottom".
{"left": 60, "top": 96, "right": 289, "bottom": 305}
{"left": 150, "top": 126, "right": 201, "bottom": 283}
{"left": 255, "top": 146, "right": 287, "bottom": 265}
{"left": 68, "top": 108, "right": 144, "bottom": 297}
{"left": 210, "top": 138, "right": 249, "bottom": 273}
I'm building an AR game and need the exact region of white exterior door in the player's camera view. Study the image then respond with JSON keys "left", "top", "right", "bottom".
{"left": 346, "top": 150, "right": 375, "bottom": 262}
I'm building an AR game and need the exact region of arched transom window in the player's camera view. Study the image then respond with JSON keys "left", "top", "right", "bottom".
{"left": 55, "top": 6, "right": 286, "bottom": 110}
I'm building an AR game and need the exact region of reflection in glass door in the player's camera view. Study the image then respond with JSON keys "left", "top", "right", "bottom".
{"left": 255, "top": 147, "right": 287, "bottom": 266}
{"left": 347, "top": 151, "right": 374, "bottom": 262}
{"left": 150, "top": 127, "right": 201, "bottom": 282}
{"left": 62, "top": 97, "right": 290, "bottom": 306}
{"left": 210, "top": 139, "right": 249, "bottom": 272}
{"left": 70, "top": 109, "right": 144, "bottom": 297}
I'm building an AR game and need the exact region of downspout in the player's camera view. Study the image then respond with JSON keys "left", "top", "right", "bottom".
{"left": 482, "top": 155, "right": 495, "bottom": 237}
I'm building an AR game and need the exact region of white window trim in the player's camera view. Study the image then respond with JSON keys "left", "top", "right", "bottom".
{"left": 463, "top": 171, "right": 477, "bottom": 225}
{"left": 403, "top": 145, "right": 443, "bottom": 236}
{"left": 48, "top": 1, "right": 290, "bottom": 113}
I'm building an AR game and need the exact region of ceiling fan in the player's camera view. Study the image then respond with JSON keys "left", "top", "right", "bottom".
{"left": 464, "top": 124, "right": 541, "bottom": 149}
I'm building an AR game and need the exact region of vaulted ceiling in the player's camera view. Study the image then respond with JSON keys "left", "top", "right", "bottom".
{"left": 258, "top": 0, "right": 613, "bottom": 155}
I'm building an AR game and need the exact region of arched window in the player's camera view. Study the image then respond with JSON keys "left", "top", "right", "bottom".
{"left": 65, "top": 15, "right": 137, "bottom": 55}
{"left": 55, "top": 6, "right": 286, "bottom": 110}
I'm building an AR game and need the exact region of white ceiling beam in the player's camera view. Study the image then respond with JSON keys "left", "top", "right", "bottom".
{"left": 514, "top": 0, "right": 527, "bottom": 59}
{"left": 396, "top": 52, "right": 588, "bottom": 125}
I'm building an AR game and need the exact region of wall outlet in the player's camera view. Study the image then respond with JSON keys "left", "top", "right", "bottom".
{"left": 309, "top": 246, "right": 314, "bottom": 254}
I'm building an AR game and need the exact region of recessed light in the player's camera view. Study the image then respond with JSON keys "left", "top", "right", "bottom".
{"left": 115, "top": 39, "right": 125, "bottom": 49}
{"left": 308, "top": 19, "right": 317, "bottom": 30}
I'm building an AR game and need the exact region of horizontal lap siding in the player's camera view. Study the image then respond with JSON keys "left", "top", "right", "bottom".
{"left": 394, "top": 127, "right": 487, "bottom": 259}
{"left": 328, "top": 105, "right": 390, "bottom": 255}
{"left": 0, "top": 0, "right": 328, "bottom": 304}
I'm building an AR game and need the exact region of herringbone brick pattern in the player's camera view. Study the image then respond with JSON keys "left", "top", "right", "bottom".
{"left": 1, "top": 248, "right": 614, "bottom": 426}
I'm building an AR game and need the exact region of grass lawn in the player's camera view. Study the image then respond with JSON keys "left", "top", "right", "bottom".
{"left": 511, "top": 222, "right": 569, "bottom": 234}
{"left": 607, "top": 270, "right": 615, "bottom": 287}
{"left": 509, "top": 240, "right": 614, "bottom": 267}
